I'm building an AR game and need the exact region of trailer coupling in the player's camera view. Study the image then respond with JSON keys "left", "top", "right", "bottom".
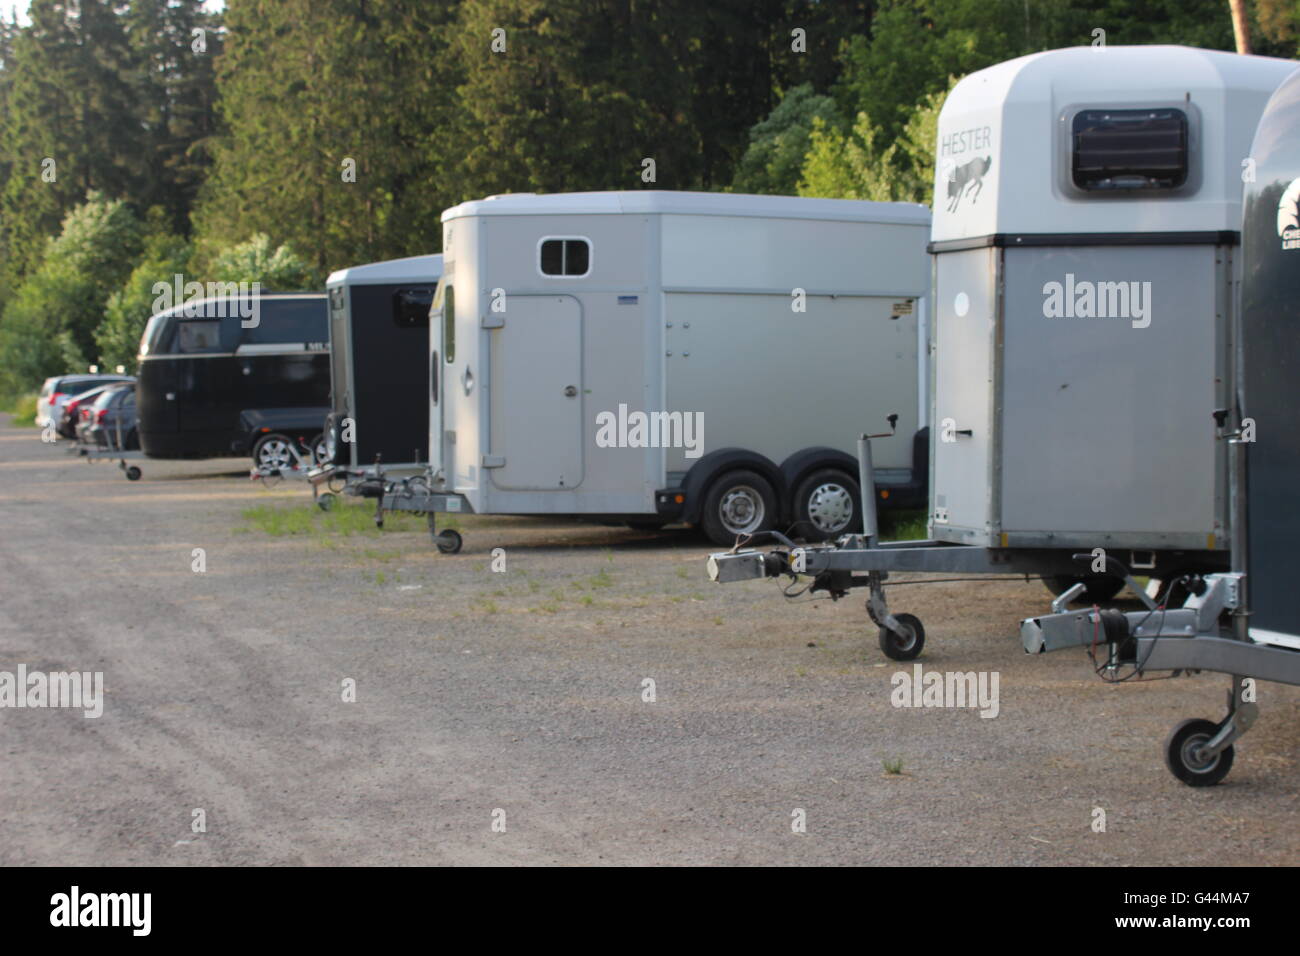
{"left": 705, "top": 548, "right": 790, "bottom": 583}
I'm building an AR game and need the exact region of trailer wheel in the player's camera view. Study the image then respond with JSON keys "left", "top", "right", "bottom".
{"left": 125, "top": 465, "right": 142, "bottom": 481}
{"left": 1043, "top": 574, "right": 1125, "bottom": 604}
{"left": 317, "top": 492, "right": 336, "bottom": 511}
{"left": 307, "top": 432, "right": 327, "bottom": 466}
{"left": 1164, "top": 718, "right": 1234, "bottom": 786}
{"left": 435, "top": 529, "right": 463, "bottom": 555}
{"left": 701, "top": 470, "right": 778, "bottom": 546}
{"left": 253, "top": 433, "right": 296, "bottom": 471}
{"left": 793, "top": 469, "right": 862, "bottom": 540}
{"left": 878, "top": 612, "right": 925, "bottom": 661}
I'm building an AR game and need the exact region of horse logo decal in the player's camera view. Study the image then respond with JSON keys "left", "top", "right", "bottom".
{"left": 1277, "top": 177, "right": 1300, "bottom": 250}
{"left": 946, "top": 155, "right": 992, "bottom": 212}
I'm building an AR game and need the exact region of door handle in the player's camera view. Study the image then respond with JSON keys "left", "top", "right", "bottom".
{"left": 563, "top": 385, "right": 577, "bottom": 398}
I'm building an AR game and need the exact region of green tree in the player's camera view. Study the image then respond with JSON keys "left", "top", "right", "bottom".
{"left": 0, "top": 0, "right": 142, "bottom": 283}
{"left": 798, "top": 81, "right": 952, "bottom": 205}
{"left": 209, "top": 234, "right": 314, "bottom": 290}
{"left": 123, "top": 0, "right": 223, "bottom": 236}
{"left": 731, "top": 84, "right": 842, "bottom": 195}
{"left": 0, "top": 192, "right": 143, "bottom": 392}
{"left": 195, "top": 0, "right": 459, "bottom": 275}
{"left": 95, "top": 231, "right": 194, "bottom": 373}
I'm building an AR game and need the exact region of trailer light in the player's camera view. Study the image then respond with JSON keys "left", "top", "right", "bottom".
{"left": 879, "top": 489, "right": 890, "bottom": 499}
{"left": 260, "top": 427, "right": 270, "bottom": 433}
{"left": 674, "top": 494, "right": 684, "bottom": 504}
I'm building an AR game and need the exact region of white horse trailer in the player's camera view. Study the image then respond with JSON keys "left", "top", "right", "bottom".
{"left": 389, "top": 191, "right": 931, "bottom": 552}
{"left": 707, "top": 46, "right": 1299, "bottom": 661}
{"left": 1021, "top": 65, "right": 1300, "bottom": 786}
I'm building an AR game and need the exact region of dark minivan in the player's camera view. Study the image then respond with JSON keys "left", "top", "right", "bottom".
{"left": 136, "top": 293, "right": 329, "bottom": 459}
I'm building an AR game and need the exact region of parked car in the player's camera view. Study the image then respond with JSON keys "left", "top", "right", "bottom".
{"left": 237, "top": 406, "right": 329, "bottom": 470}
{"left": 80, "top": 383, "right": 138, "bottom": 450}
{"left": 37, "top": 373, "right": 134, "bottom": 430}
{"left": 58, "top": 381, "right": 133, "bottom": 439}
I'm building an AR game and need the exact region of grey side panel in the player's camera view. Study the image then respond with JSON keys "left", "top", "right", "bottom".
{"left": 663, "top": 293, "right": 918, "bottom": 473}
{"left": 998, "top": 245, "right": 1222, "bottom": 544}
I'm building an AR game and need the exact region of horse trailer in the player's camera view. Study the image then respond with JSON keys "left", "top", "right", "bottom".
{"left": 322, "top": 255, "right": 444, "bottom": 475}
{"left": 706, "top": 45, "right": 1299, "bottom": 660}
{"left": 137, "top": 293, "right": 330, "bottom": 462}
{"left": 1020, "top": 64, "right": 1300, "bottom": 786}
{"left": 387, "top": 190, "right": 931, "bottom": 551}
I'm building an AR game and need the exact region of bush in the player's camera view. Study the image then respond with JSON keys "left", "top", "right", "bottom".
{"left": 7, "top": 392, "right": 39, "bottom": 426}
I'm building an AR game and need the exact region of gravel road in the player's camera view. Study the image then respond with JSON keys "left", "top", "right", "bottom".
{"left": 1, "top": 414, "right": 1295, "bottom": 865}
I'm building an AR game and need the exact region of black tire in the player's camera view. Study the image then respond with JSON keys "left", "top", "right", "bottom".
{"left": 878, "top": 612, "right": 925, "bottom": 661}
{"left": 1164, "top": 718, "right": 1234, "bottom": 786}
{"left": 317, "top": 492, "right": 336, "bottom": 512}
{"left": 436, "top": 529, "right": 463, "bottom": 554}
{"left": 793, "top": 468, "right": 862, "bottom": 541}
{"left": 252, "top": 432, "right": 297, "bottom": 470}
{"left": 125, "top": 465, "right": 142, "bottom": 481}
{"left": 1043, "top": 574, "right": 1126, "bottom": 604}
{"left": 700, "top": 469, "right": 779, "bottom": 547}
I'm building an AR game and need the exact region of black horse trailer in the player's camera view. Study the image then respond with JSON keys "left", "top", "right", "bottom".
{"left": 322, "top": 255, "right": 443, "bottom": 475}
{"left": 136, "top": 293, "right": 330, "bottom": 460}
{"left": 1017, "top": 65, "right": 1300, "bottom": 785}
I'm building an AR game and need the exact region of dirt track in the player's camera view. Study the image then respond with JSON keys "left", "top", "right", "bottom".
{"left": 0, "top": 414, "right": 1295, "bottom": 865}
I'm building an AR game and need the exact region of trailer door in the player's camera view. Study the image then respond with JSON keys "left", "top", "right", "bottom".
{"left": 488, "top": 294, "right": 584, "bottom": 490}
{"left": 931, "top": 247, "right": 998, "bottom": 538}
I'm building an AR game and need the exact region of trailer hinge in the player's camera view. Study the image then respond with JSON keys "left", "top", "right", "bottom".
{"left": 481, "top": 313, "right": 504, "bottom": 329}
{"left": 482, "top": 455, "right": 506, "bottom": 468}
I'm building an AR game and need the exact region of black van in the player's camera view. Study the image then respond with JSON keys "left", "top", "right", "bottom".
{"left": 136, "top": 293, "right": 330, "bottom": 459}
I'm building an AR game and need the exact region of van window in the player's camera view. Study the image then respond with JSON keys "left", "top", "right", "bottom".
{"left": 1072, "top": 108, "right": 1188, "bottom": 191}
{"left": 177, "top": 319, "right": 224, "bottom": 353}
{"left": 442, "top": 285, "right": 455, "bottom": 364}
{"left": 139, "top": 313, "right": 172, "bottom": 356}
{"left": 540, "top": 238, "right": 590, "bottom": 276}
{"left": 240, "top": 299, "right": 328, "bottom": 347}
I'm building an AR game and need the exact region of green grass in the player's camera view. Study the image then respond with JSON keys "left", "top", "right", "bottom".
{"left": 882, "top": 756, "right": 906, "bottom": 775}
{"left": 879, "top": 509, "right": 927, "bottom": 542}
{"left": 6, "top": 393, "right": 38, "bottom": 427}
{"left": 240, "top": 499, "right": 428, "bottom": 538}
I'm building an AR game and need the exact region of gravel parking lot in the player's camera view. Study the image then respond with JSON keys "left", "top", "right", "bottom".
{"left": 1, "top": 414, "right": 1296, "bottom": 866}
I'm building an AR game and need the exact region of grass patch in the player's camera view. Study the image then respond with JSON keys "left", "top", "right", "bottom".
{"left": 241, "top": 499, "right": 426, "bottom": 538}
{"left": 882, "top": 756, "right": 905, "bottom": 775}
{"left": 879, "top": 509, "right": 927, "bottom": 542}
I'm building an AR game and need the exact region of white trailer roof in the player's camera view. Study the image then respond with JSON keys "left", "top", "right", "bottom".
{"left": 933, "top": 45, "right": 1299, "bottom": 241}
{"left": 442, "top": 190, "right": 930, "bottom": 226}
{"left": 326, "top": 254, "right": 443, "bottom": 288}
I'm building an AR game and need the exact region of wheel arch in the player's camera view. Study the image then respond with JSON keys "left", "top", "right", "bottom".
{"left": 682, "top": 448, "right": 786, "bottom": 525}
{"left": 780, "top": 447, "right": 860, "bottom": 502}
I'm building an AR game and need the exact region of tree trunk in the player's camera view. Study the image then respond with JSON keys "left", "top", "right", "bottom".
{"left": 1229, "top": 0, "right": 1252, "bottom": 54}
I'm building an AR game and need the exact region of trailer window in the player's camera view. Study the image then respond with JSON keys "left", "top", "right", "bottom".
{"left": 1072, "top": 108, "right": 1188, "bottom": 191}
{"left": 442, "top": 285, "right": 455, "bottom": 364}
{"left": 539, "top": 238, "right": 590, "bottom": 276}
{"left": 393, "top": 287, "right": 434, "bottom": 328}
